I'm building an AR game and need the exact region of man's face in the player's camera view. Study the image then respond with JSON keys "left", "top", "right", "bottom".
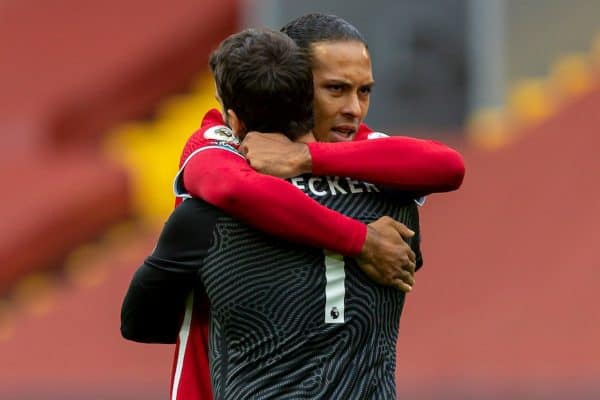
{"left": 311, "top": 40, "right": 374, "bottom": 143}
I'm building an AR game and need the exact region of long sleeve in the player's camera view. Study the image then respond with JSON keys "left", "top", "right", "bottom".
{"left": 120, "top": 262, "right": 194, "bottom": 344}
{"left": 308, "top": 136, "right": 465, "bottom": 194}
{"left": 182, "top": 149, "right": 367, "bottom": 256}
{"left": 121, "top": 199, "right": 220, "bottom": 343}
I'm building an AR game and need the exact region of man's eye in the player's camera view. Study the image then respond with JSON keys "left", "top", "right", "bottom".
{"left": 359, "top": 86, "right": 372, "bottom": 95}
{"left": 328, "top": 85, "right": 343, "bottom": 92}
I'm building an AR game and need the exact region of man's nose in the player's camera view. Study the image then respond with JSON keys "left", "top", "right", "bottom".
{"left": 341, "top": 94, "right": 362, "bottom": 118}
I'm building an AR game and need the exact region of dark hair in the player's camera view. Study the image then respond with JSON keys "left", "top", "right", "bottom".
{"left": 280, "top": 13, "right": 367, "bottom": 51}
{"left": 209, "top": 28, "right": 313, "bottom": 139}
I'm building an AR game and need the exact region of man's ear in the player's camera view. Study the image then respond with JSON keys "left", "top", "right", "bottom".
{"left": 226, "top": 109, "right": 245, "bottom": 138}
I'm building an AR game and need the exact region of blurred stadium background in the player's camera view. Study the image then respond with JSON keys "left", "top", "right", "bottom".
{"left": 0, "top": 0, "right": 598, "bottom": 398}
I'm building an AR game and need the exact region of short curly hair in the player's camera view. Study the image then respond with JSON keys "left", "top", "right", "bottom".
{"left": 281, "top": 13, "right": 367, "bottom": 51}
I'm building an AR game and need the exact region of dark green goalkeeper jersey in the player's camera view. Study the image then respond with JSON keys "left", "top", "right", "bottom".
{"left": 123, "top": 173, "right": 422, "bottom": 399}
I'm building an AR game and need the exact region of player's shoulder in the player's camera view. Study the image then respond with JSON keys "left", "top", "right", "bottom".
{"left": 173, "top": 197, "right": 221, "bottom": 219}
{"left": 180, "top": 109, "right": 240, "bottom": 165}
{"left": 167, "top": 198, "right": 224, "bottom": 236}
{"left": 354, "top": 123, "right": 390, "bottom": 141}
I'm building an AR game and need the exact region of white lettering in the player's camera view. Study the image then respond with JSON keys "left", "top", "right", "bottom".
{"left": 363, "top": 182, "right": 380, "bottom": 192}
{"left": 346, "top": 178, "right": 363, "bottom": 194}
{"left": 326, "top": 176, "right": 347, "bottom": 195}
{"left": 290, "top": 177, "right": 306, "bottom": 191}
{"left": 308, "top": 177, "right": 327, "bottom": 196}
{"left": 289, "top": 176, "right": 380, "bottom": 196}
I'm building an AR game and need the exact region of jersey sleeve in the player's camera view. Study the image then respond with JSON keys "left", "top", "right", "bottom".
{"left": 308, "top": 124, "right": 465, "bottom": 195}
{"left": 120, "top": 199, "right": 220, "bottom": 343}
{"left": 175, "top": 109, "right": 368, "bottom": 256}
{"left": 181, "top": 150, "right": 367, "bottom": 256}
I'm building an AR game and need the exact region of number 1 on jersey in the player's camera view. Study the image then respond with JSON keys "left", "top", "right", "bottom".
{"left": 324, "top": 252, "right": 346, "bottom": 324}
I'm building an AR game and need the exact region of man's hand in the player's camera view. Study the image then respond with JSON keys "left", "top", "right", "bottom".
{"left": 239, "top": 132, "right": 312, "bottom": 178}
{"left": 356, "top": 216, "right": 416, "bottom": 292}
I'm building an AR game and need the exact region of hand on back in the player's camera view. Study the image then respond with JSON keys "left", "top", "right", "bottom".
{"left": 357, "top": 216, "right": 416, "bottom": 292}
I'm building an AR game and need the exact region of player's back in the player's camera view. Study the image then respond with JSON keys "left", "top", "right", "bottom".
{"left": 198, "top": 174, "right": 421, "bottom": 399}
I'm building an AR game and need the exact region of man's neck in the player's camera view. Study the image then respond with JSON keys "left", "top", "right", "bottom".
{"left": 295, "top": 132, "right": 317, "bottom": 144}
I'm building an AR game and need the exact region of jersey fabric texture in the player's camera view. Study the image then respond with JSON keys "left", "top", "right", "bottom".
{"left": 170, "top": 111, "right": 375, "bottom": 400}
{"left": 163, "top": 186, "right": 420, "bottom": 399}
{"left": 169, "top": 111, "right": 385, "bottom": 399}
{"left": 167, "top": 118, "right": 423, "bottom": 398}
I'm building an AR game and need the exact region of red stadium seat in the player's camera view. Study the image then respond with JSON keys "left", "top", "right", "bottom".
{"left": 0, "top": 151, "right": 130, "bottom": 294}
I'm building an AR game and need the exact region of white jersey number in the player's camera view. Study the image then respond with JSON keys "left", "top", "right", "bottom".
{"left": 324, "top": 252, "right": 346, "bottom": 324}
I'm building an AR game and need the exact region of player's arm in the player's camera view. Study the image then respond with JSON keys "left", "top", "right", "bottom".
{"left": 121, "top": 200, "right": 218, "bottom": 343}
{"left": 182, "top": 148, "right": 366, "bottom": 256}
{"left": 308, "top": 136, "right": 465, "bottom": 193}
{"left": 182, "top": 149, "right": 417, "bottom": 291}
{"left": 178, "top": 111, "right": 416, "bottom": 288}
{"left": 240, "top": 131, "right": 465, "bottom": 195}
{"left": 120, "top": 262, "right": 192, "bottom": 344}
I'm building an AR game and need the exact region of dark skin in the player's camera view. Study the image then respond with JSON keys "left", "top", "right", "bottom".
{"left": 359, "top": 217, "right": 416, "bottom": 291}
